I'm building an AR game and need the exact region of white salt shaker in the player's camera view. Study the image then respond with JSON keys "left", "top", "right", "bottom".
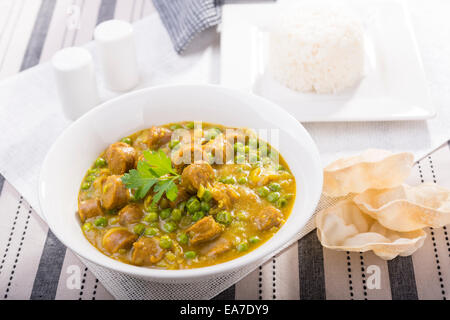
{"left": 94, "top": 20, "right": 139, "bottom": 92}
{"left": 52, "top": 47, "right": 100, "bottom": 121}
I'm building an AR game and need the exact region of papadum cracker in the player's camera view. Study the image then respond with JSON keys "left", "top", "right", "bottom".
{"left": 316, "top": 200, "right": 426, "bottom": 260}
{"left": 323, "top": 149, "right": 414, "bottom": 197}
{"left": 354, "top": 183, "right": 450, "bottom": 232}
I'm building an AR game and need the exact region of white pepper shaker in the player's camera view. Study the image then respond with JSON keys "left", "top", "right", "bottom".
{"left": 52, "top": 47, "right": 100, "bottom": 121}
{"left": 94, "top": 20, "right": 139, "bottom": 92}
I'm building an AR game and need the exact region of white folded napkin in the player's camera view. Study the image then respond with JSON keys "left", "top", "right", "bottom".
{"left": 1, "top": 1, "right": 450, "bottom": 299}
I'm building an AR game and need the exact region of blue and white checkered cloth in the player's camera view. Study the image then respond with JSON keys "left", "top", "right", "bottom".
{"left": 152, "top": 0, "right": 222, "bottom": 54}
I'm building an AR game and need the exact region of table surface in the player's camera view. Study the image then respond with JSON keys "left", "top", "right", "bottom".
{"left": 0, "top": 0, "right": 449, "bottom": 300}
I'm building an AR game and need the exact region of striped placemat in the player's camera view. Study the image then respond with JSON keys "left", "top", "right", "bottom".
{"left": 1, "top": 143, "right": 449, "bottom": 299}
{"left": 0, "top": 0, "right": 449, "bottom": 300}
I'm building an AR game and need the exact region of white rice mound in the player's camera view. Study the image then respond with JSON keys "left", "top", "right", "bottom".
{"left": 268, "top": 8, "right": 365, "bottom": 94}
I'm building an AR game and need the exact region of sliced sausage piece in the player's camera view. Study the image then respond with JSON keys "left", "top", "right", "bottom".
{"left": 200, "top": 237, "right": 231, "bottom": 257}
{"left": 92, "top": 176, "right": 107, "bottom": 198}
{"left": 135, "top": 126, "right": 172, "bottom": 150}
{"left": 78, "top": 198, "right": 103, "bottom": 222}
{"left": 253, "top": 206, "right": 283, "bottom": 231}
{"left": 181, "top": 161, "right": 215, "bottom": 192}
{"left": 101, "top": 175, "right": 130, "bottom": 210}
{"left": 104, "top": 142, "right": 137, "bottom": 175}
{"left": 211, "top": 182, "right": 240, "bottom": 210}
{"left": 102, "top": 227, "right": 137, "bottom": 253}
{"left": 131, "top": 237, "right": 165, "bottom": 266}
{"left": 186, "top": 216, "right": 223, "bottom": 245}
{"left": 118, "top": 204, "right": 143, "bottom": 226}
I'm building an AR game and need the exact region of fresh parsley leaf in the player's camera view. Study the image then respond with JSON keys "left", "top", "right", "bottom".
{"left": 121, "top": 168, "right": 158, "bottom": 200}
{"left": 153, "top": 177, "right": 179, "bottom": 204}
{"left": 121, "top": 149, "right": 180, "bottom": 203}
{"left": 143, "top": 149, "right": 177, "bottom": 176}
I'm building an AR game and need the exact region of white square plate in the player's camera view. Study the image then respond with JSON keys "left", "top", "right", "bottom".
{"left": 220, "top": 0, "right": 435, "bottom": 122}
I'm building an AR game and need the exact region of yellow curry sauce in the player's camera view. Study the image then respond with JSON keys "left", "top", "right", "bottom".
{"left": 78, "top": 122, "right": 296, "bottom": 269}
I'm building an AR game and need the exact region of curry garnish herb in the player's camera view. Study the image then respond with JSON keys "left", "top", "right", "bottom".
{"left": 121, "top": 149, "right": 180, "bottom": 203}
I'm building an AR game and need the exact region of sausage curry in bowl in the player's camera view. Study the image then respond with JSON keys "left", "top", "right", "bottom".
{"left": 78, "top": 122, "right": 296, "bottom": 270}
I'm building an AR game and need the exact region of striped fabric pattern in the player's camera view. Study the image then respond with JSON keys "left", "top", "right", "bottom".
{"left": 0, "top": 0, "right": 449, "bottom": 300}
{"left": 152, "top": 0, "right": 221, "bottom": 54}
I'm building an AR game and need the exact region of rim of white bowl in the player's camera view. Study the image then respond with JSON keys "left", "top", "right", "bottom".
{"left": 39, "top": 84, "right": 323, "bottom": 281}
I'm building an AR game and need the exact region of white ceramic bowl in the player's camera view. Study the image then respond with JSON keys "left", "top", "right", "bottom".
{"left": 39, "top": 84, "right": 322, "bottom": 282}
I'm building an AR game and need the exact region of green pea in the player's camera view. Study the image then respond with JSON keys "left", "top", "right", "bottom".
{"left": 259, "top": 143, "right": 268, "bottom": 155}
{"left": 159, "top": 236, "right": 173, "bottom": 249}
{"left": 186, "top": 197, "right": 201, "bottom": 214}
{"left": 236, "top": 241, "right": 249, "bottom": 252}
{"left": 160, "top": 208, "right": 172, "bottom": 220}
{"left": 82, "top": 222, "right": 93, "bottom": 232}
{"left": 249, "top": 236, "right": 261, "bottom": 244}
{"left": 200, "top": 201, "right": 210, "bottom": 212}
{"left": 94, "top": 157, "right": 107, "bottom": 168}
{"left": 234, "top": 142, "right": 245, "bottom": 153}
{"left": 277, "top": 197, "right": 288, "bottom": 208}
{"left": 204, "top": 128, "right": 221, "bottom": 141}
{"left": 162, "top": 221, "right": 177, "bottom": 233}
{"left": 192, "top": 211, "right": 205, "bottom": 222}
{"left": 160, "top": 198, "right": 169, "bottom": 208}
{"left": 235, "top": 154, "right": 245, "bottom": 164}
{"left": 267, "top": 192, "right": 280, "bottom": 203}
{"left": 248, "top": 137, "right": 258, "bottom": 147}
{"left": 216, "top": 211, "right": 232, "bottom": 225}
{"left": 184, "top": 251, "right": 196, "bottom": 259}
{"left": 179, "top": 216, "right": 192, "bottom": 228}
{"left": 143, "top": 212, "right": 158, "bottom": 223}
{"left": 169, "top": 140, "right": 180, "bottom": 149}
{"left": 171, "top": 208, "right": 182, "bottom": 221}
{"left": 133, "top": 223, "right": 146, "bottom": 235}
{"left": 257, "top": 186, "right": 270, "bottom": 197}
{"left": 220, "top": 176, "right": 236, "bottom": 184}
{"left": 177, "top": 232, "right": 189, "bottom": 245}
{"left": 165, "top": 251, "right": 176, "bottom": 261}
{"left": 202, "top": 189, "right": 212, "bottom": 202}
{"left": 185, "top": 122, "right": 195, "bottom": 129}
{"left": 120, "top": 137, "right": 132, "bottom": 145}
{"left": 87, "top": 168, "right": 100, "bottom": 175}
{"left": 170, "top": 124, "right": 183, "bottom": 130}
{"left": 148, "top": 222, "right": 159, "bottom": 228}
{"left": 144, "top": 227, "right": 159, "bottom": 237}
{"left": 81, "top": 182, "right": 91, "bottom": 190}
{"left": 177, "top": 201, "right": 186, "bottom": 213}
{"left": 85, "top": 175, "right": 96, "bottom": 182}
{"left": 237, "top": 176, "right": 247, "bottom": 184}
{"left": 248, "top": 153, "right": 259, "bottom": 163}
{"left": 269, "top": 183, "right": 281, "bottom": 192}
{"left": 94, "top": 217, "right": 107, "bottom": 228}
